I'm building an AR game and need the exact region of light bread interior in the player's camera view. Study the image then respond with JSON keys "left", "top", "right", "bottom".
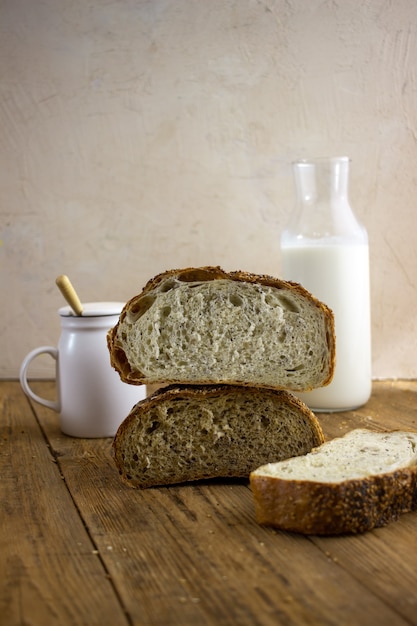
{"left": 114, "top": 275, "right": 333, "bottom": 391}
{"left": 252, "top": 429, "right": 417, "bottom": 483}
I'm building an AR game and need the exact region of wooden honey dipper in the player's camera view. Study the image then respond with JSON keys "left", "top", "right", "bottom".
{"left": 55, "top": 275, "right": 84, "bottom": 316}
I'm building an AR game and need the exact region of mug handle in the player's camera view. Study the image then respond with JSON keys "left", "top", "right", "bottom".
{"left": 19, "top": 347, "right": 60, "bottom": 412}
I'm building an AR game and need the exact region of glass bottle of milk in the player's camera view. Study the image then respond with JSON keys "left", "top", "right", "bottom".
{"left": 280, "top": 156, "right": 371, "bottom": 412}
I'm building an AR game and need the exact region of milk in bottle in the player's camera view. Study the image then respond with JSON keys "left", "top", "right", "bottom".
{"left": 280, "top": 157, "right": 371, "bottom": 411}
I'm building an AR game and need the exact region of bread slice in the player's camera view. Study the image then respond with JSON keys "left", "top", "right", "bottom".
{"left": 112, "top": 384, "right": 325, "bottom": 488}
{"left": 250, "top": 429, "right": 417, "bottom": 535}
{"left": 108, "top": 266, "right": 335, "bottom": 391}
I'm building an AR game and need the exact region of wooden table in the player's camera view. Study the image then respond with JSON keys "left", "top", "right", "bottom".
{"left": 2, "top": 380, "right": 417, "bottom": 626}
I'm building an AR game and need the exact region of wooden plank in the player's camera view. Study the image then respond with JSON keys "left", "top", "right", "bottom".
{"left": 318, "top": 379, "right": 417, "bottom": 439}
{"left": 27, "top": 381, "right": 416, "bottom": 625}
{"left": 0, "top": 382, "right": 128, "bottom": 626}
{"left": 311, "top": 513, "right": 417, "bottom": 624}
{"left": 57, "top": 467, "right": 412, "bottom": 626}
{"left": 309, "top": 380, "right": 417, "bottom": 625}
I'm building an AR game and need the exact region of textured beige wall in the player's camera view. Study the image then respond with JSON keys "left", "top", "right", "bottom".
{"left": 1, "top": 0, "right": 416, "bottom": 379}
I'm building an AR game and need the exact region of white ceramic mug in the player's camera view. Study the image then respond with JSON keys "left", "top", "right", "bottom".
{"left": 19, "top": 302, "right": 145, "bottom": 438}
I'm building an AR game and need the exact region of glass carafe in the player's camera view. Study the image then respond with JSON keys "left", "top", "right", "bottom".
{"left": 280, "top": 157, "right": 371, "bottom": 412}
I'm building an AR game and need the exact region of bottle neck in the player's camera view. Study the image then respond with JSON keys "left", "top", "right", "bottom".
{"left": 294, "top": 157, "right": 349, "bottom": 205}
{"left": 283, "top": 156, "right": 366, "bottom": 244}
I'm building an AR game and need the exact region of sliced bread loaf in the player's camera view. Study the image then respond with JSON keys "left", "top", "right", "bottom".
{"left": 108, "top": 266, "right": 335, "bottom": 391}
{"left": 250, "top": 428, "right": 417, "bottom": 535}
{"left": 112, "top": 384, "right": 324, "bottom": 488}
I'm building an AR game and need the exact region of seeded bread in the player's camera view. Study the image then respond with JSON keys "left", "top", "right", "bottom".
{"left": 112, "top": 384, "right": 325, "bottom": 489}
{"left": 108, "top": 266, "right": 335, "bottom": 391}
{"left": 250, "top": 429, "right": 417, "bottom": 535}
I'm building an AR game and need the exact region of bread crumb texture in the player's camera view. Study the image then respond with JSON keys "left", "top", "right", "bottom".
{"left": 114, "top": 274, "right": 332, "bottom": 390}
{"left": 112, "top": 386, "right": 324, "bottom": 488}
{"left": 254, "top": 429, "right": 417, "bottom": 482}
{"left": 250, "top": 429, "right": 417, "bottom": 534}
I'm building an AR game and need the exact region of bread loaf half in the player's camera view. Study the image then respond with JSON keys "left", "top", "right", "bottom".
{"left": 112, "top": 384, "right": 325, "bottom": 488}
{"left": 250, "top": 429, "right": 417, "bottom": 535}
{"left": 108, "top": 266, "right": 335, "bottom": 391}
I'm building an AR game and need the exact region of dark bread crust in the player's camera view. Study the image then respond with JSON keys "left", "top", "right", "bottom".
{"left": 250, "top": 459, "right": 417, "bottom": 535}
{"left": 112, "top": 384, "right": 325, "bottom": 489}
{"left": 107, "top": 266, "right": 336, "bottom": 387}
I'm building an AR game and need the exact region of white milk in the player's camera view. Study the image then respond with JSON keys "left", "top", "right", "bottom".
{"left": 281, "top": 242, "right": 371, "bottom": 411}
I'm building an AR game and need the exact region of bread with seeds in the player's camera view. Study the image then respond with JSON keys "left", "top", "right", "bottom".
{"left": 250, "top": 428, "right": 417, "bottom": 535}
{"left": 112, "top": 384, "right": 325, "bottom": 489}
{"left": 108, "top": 266, "right": 335, "bottom": 391}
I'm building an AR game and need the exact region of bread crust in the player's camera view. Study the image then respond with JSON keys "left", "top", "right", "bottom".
{"left": 250, "top": 457, "right": 417, "bottom": 535}
{"left": 112, "top": 384, "right": 325, "bottom": 489}
{"left": 107, "top": 266, "right": 336, "bottom": 388}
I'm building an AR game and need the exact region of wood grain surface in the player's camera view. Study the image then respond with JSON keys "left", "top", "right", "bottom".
{"left": 1, "top": 380, "right": 417, "bottom": 626}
